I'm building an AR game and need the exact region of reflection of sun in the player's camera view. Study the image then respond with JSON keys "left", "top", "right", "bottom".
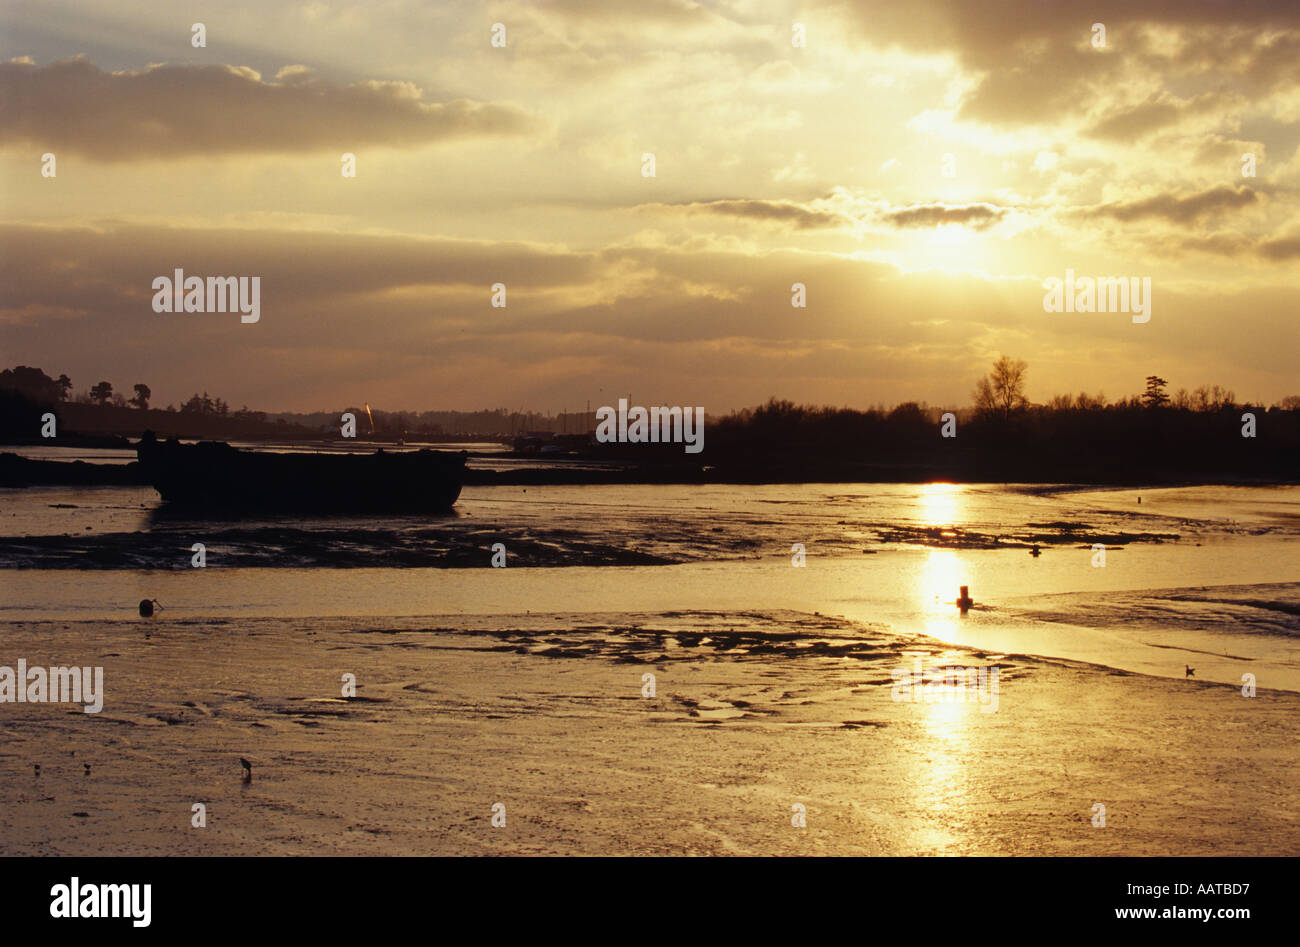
{"left": 919, "top": 482, "right": 962, "bottom": 528}
{"left": 922, "top": 548, "right": 961, "bottom": 612}
{"left": 924, "top": 693, "right": 967, "bottom": 732}
{"left": 913, "top": 686, "right": 971, "bottom": 822}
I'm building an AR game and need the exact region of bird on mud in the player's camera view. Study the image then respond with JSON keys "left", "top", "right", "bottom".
{"left": 240, "top": 757, "right": 253, "bottom": 783}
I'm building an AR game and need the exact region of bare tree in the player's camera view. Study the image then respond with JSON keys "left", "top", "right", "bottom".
{"left": 973, "top": 356, "right": 1028, "bottom": 419}
{"left": 1192, "top": 384, "right": 1236, "bottom": 412}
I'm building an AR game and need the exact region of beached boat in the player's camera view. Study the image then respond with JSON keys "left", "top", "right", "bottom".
{"left": 135, "top": 431, "right": 466, "bottom": 513}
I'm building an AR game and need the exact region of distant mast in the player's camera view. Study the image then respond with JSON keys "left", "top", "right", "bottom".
{"left": 363, "top": 403, "right": 376, "bottom": 437}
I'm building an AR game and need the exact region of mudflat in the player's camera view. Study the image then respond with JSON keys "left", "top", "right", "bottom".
{"left": 1, "top": 609, "right": 1293, "bottom": 856}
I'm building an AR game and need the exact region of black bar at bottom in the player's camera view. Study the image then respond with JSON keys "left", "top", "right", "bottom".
{"left": 0, "top": 856, "right": 1286, "bottom": 934}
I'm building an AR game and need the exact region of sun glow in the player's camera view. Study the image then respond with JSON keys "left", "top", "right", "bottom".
{"left": 904, "top": 226, "right": 990, "bottom": 273}
{"left": 921, "top": 548, "right": 962, "bottom": 613}
{"left": 919, "top": 481, "right": 962, "bottom": 528}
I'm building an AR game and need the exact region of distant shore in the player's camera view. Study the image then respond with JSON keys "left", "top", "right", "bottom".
{"left": 2, "top": 445, "right": 1295, "bottom": 490}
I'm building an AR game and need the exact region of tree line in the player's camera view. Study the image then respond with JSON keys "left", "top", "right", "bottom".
{"left": 968, "top": 355, "right": 1293, "bottom": 418}
{"left": 4, "top": 360, "right": 1298, "bottom": 457}
{"left": 702, "top": 357, "right": 1299, "bottom": 481}
{"left": 0, "top": 366, "right": 268, "bottom": 420}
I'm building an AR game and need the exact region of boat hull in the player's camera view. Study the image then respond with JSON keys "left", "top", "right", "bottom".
{"left": 136, "top": 435, "right": 466, "bottom": 514}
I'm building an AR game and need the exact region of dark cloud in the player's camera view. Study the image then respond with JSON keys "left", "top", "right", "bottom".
{"left": 638, "top": 199, "right": 852, "bottom": 230}
{"left": 530, "top": 0, "right": 715, "bottom": 25}
{"left": 1085, "top": 91, "right": 1233, "bottom": 141}
{"left": 0, "top": 222, "right": 595, "bottom": 311}
{"left": 1086, "top": 98, "right": 1180, "bottom": 141}
{"left": 0, "top": 58, "right": 534, "bottom": 160}
{"left": 1258, "top": 234, "right": 1300, "bottom": 260}
{"left": 826, "top": 0, "right": 1300, "bottom": 68}
{"left": 1084, "top": 186, "right": 1259, "bottom": 224}
{"left": 881, "top": 202, "right": 1008, "bottom": 230}
{"left": 1150, "top": 229, "right": 1300, "bottom": 262}
{"left": 1171, "top": 233, "right": 1254, "bottom": 257}
{"left": 1193, "top": 136, "right": 1264, "bottom": 166}
{"left": 823, "top": 1, "right": 1300, "bottom": 128}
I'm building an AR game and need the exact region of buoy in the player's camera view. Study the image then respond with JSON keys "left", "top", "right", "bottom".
{"left": 1030, "top": 545, "right": 1041, "bottom": 557}
{"left": 956, "top": 585, "right": 975, "bottom": 612}
{"left": 1185, "top": 665, "right": 1195, "bottom": 678}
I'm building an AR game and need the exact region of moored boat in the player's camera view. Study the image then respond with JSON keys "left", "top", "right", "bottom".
{"left": 136, "top": 430, "right": 466, "bottom": 513}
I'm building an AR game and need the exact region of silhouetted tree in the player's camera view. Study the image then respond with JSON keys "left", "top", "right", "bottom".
{"left": 1192, "top": 384, "right": 1235, "bottom": 412}
{"left": 0, "top": 366, "right": 64, "bottom": 405}
{"left": 89, "top": 380, "right": 113, "bottom": 406}
{"left": 130, "top": 383, "right": 151, "bottom": 410}
{"left": 57, "top": 374, "right": 72, "bottom": 401}
{"left": 1142, "top": 375, "right": 1169, "bottom": 408}
{"left": 973, "top": 356, "right": 1028, "bottom": 419}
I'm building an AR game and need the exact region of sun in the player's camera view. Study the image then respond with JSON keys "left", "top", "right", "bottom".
{"left": 908, "top": 225, "right": 989, "bottom": 273}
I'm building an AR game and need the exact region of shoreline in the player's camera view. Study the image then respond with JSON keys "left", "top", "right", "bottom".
{"left": 3, "top": 449, "right": 1296, "bottom": 489}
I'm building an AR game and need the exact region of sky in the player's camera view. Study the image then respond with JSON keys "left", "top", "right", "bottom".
{"left": 1, "top": 0, "right": 1298, "bottom": 413}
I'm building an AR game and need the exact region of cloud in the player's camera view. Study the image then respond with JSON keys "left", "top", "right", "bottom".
{"left": 824, "top": 0, "right": 1300, "bottom": 69}
{"left": 2, "top": 220, "right": 1296, "bottom": 409}
{"left": 880, "top": 202, "right": 1008, "bottom": 230}
{"left": 1258, "top": 234, "right": 1300, "bottom": 260}
{"left": 0, "top": 58, "right": 535, "bottom": 160}
{"left": 822, "top": 0, "right": 1300, "bottom": 131}
{"left": 523, "top": 0, "right": 716, "bottom": 25}
{"left": 1085, "top": 92, "right": 1234, "bottom": 141}
{"left": 635, "top": 199, "right": 853, "bottom": 230}
{"left": 1147, "top": 228, "right": 1300, "bottom": 263}
{"left": 0, "top": 222, "right": 596, "bottom": 310}
{"left": 1083, "top": 186, "right": 1260, "bottom": 224}
{"left": 1194, "top": 136, "right": 1265, "bottom": 166}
